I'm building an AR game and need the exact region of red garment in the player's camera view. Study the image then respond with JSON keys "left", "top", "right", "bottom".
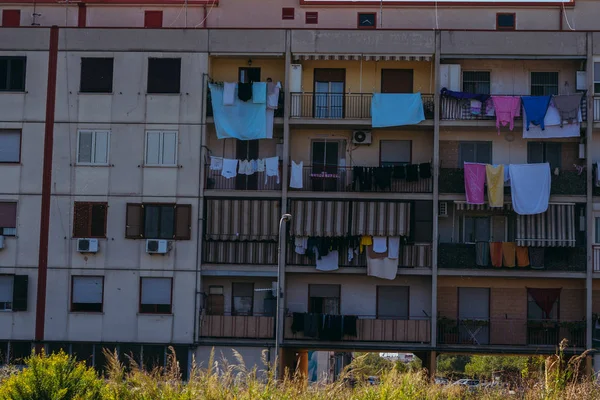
{"left": 489, "top": 242, "right": 503, "bottom": 268}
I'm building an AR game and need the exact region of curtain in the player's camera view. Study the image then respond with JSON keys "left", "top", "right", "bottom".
{"left": 527, "top": 288, "right": 561, "bottom": 317}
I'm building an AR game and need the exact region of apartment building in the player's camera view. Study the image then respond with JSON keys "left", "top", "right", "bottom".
{"left": 1, "top": 0, "right": 600, "bottom": 378}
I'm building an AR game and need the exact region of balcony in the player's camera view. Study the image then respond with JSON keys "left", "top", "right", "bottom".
{"left": 439, "top": 168, "right": 586, "bottom": 196}
{"left": 290, "top": 166, "right": 432, "bottom": 193}
{"left": 206, "top": 90, "right": 284, "bottom": 118}
{"left": 284, "top": 315, "right": 430, "bottom": 343}
{"left": 593, "top": 245, "right": 600, "bottom": 272}
{"left": 438, "top": 318, "right": 585, "bottom": 348}
{"left": 205, "top": 167, "right": 282, "bottom": 191}
{"left": 593, "top": 97, "right": 600, "bottom": 122}
{"left": 290, "top": 93, "right": 435, "bottom": 120}
{"left": 438, "top": 244, "right": 585, "bottom": 272}
{"left": 199, "top": 314, "right": 274, "bottom": 339}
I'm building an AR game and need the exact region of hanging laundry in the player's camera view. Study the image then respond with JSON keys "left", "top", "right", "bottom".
{"left": 470, "top": 100, "right": 482, "bottom": 115}
{"left": 290, "top": 160, "right": 304, "bottom": 189}
{"left": 223, "top": 82, "right": 236, "bottom": 106}
{"left": 368, "top": 245, "right": 388, "bottom": 259}
{"left": 596, "top": 163, "right": 600, "bottom": 187}
{"left": 221, "top": 158, "right": 238, "bottom": 179}
{"left": 485, "top": 99, "right": 495, "bottom": 117}
{"left": 503, "top": 164, "right": 510, "bottom": 182}
{"left": 552, "top": 94, "right": 582, "bottom": 126}
{"left": 388, "top": 237, "right": 401, "bottom": 259}
{"left": 359, "top": 235, "right": 373, "bottom": 253}
{"left": 485, "top": 164, "right": 504, "bottom": 208}
{"left": 265, "top": 156, "right": 280, "bottom": 184}
{"left": 476, "top": 242, "right": 489, "bottom": 267}
{"left": 521, "top": 96, "right": 551, "bottom": 131}
{"left": 252, "top": 82, "right": 267, "bottom": 104}
{"left": 516, "top": 246, "right": 530, "bottom": 267}
{"left": 316, "top": 250, "right": 339, "bottom": 271}
{"left": 348, "top": 247, "right": 355, "bottom": 263}
{"left": 238, "top": 159, "right": 250, "bottom": 175}
{"left": 366, "top": 250, "right": 397, "bottom": 280}
{"left": 502, "top": 242, "right": 516, "bottom": 267}
{"left": 529, "top": 247, "right": 545, "bottom": 269}
{"left": 371, "top": 93, "right": 425, "bottom": 127}
{"left": 266, "top": 108, "right": 275, "bottom": 139}
{"left": 523, "top": 99, "right": 581, "bottom": 139}
{"left": 291, "top": 312, "right": 305, "bottom": 334}
{"left": 256, "top": 158, "right": 265, "bottom": 172}
{"left": 372, "top": 237, "right": 387, "bottom": 253}
{"left": 464, "top": 163, "right": 486, "bottom": 205}
{"left": 373, "top": 167, "right": 393, "bottom": 191}
{"left": 490, "top": 242, "right": 503, "bottom": 268}
{"left": 238, "top": 82, "right": 252, "bottom": 101}
{"left": 509, "top": 163, "right": 551, "bottom": 215}
{"left": 393, "top": 165, "right": 406, "bottom": 179}
{"left": 491, "top": 96, "right": 521, "bottom": 134}
{"left": 267, "top": 82, "right": 281, "bottom": 110}
{"left": 209, "top": 156, "right": 223, "bottom": 171}
{"left": 294, "top": 237, "right": 308, "bottom": 255}
{"left": 419, "top": 163, "right": 432, "bottom": 179}
{"left": 406, "top": 164, "right": 419, "bottom": 182}
{"left": 440, "top": 88, "right": 490, "bottom": 103}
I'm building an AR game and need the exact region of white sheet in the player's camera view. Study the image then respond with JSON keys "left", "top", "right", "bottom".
{"left": 366, "top": 253, "right": 398, "bottom": 280}
{"left": 316, "top": 250, "right": 339, "bottom": 271}
{"left": 290, "top": 160, "right": 303, "bottom": 189}
{"left": 509, "top": 163, "right": 551, "bottom": 215}
{"left": 522, "top": 102, "right": 581, "bottom": 139}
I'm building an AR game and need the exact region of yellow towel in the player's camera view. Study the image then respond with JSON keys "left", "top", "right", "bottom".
{"left": 502, "top": 242, "right": 516, "bottom": 268}
{"left": 359, "top": 235, "right": 372, "bottom": 254}
{"left": 486, "top": 164, "right": 504, "bottom": 208}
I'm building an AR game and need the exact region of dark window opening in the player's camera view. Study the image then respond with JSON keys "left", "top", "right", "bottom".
{"left": 206, "top": 286, "right": 224, "bottom": 315}
{"left": 2, "top": 10, "right": 20, "bottom": 27}
{"left": 458, "top": 141, "right": 492, "bottom": 167}
{"left": 80, "top": 58, "right": 113, "bottom": 93}
{"left": 305, "top": 11, "right": 318, "bottom": 24}
{"left": 232, "top": 282, "right": 254, "bottom": 316}
{"left": 308, "top": 284, "right": 340, "bottom": 314}
{"left": 531, "top": 72, "right": 559, "bottom": 96}
{"left": 527, "top": 142, "right": 561, "bottom": 170}
{"left": 358, "top": 12, "right": 376, "bottom": 29}
{"left": 0, "top": 57, "right": 26, "bottom": 92}
{"left": 125, "top": 203, "right": 191, "bottom": 240}
{"left": 147, "top": 58, "right": 181, "bottom": 94}
{"left": 463, "top": 71, "right": 491, "bottom": 94}
{"left": 282, "top": 7, "right": 295, "bottom": 20}
{"left": 144, "top": 10, "right": 163, "bottom": 28}
{"left": 496, "top": 13, "right": 515, "bottom": 30}
{"left": 238, "top": 67, "right": 261, "bottom": 84}
{"left": 73, "top": 202, "right": 107, "bottom": 238}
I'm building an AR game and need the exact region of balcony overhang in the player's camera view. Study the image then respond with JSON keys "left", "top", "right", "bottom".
{"left": 294, "top": 53, "right": 432, "bottom": 61}
{"left": 441, "top": 55, "right": 586, "bottom": 60}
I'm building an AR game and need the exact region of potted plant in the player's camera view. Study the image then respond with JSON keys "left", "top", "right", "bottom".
{"left": 438, "top": 317, "right": 459, "bottom": 344}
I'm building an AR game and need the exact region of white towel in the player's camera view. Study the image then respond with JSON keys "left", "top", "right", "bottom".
{"left": 316, "top": 250, "right": 339, "bottom": 271}
{"left": 221, "top": 158, "right": 238, "bottom": 179}
{"left": 210, "top": 156, "right": 223, "bottom": 171}
{"left": 372, "top": 237, "right": 387, "bottom": 253}
{"left": 267, "top": 83, "right": 280, "bottom": 110}
{"left": 509, "top": 163, "right": 551, "bottom": 215}
{"left": 294, "top": 237, "right": 308, "bottom": 255}
{"left": 223, "top": 82, "right": 236, "bottom": 106}
{"left": 238, "top": 160, "right": 248, "bottom": 174}
{"left": 266, "top": 108, "right": 274, "bottom": 139}
{"left": 290, "top": 160, "right": 303, "bottom": 189}
{"left": 265, "top": 156, "right": 280, "bottom": 184}
{"left": 387, "top": 237, "right": 400, "bottom": 259}
{"left": 256, "top": 159, "right": 265, "bottom": 172}
{"left": 366, "top": 253, "right": 397, "bottom": 280}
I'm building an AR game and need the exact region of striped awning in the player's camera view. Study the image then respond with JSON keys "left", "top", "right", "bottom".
{"left": 293, "top": 54, "right": 432, "bottom": 62}
{"left": 205, "top": 199, "right": 280, "bottom": 241}
{"left": 455, "top": 202, "right": 513, "bottom": 211}
{"left": 289, "top": 200, "right": 349, "bottom": 237}
{"left": 351, "top": 201, "right": 411, "bottom": 237}
{"left": 203, "top": 241, "right": 277, "bottom": 265}
{"left": 516, "top": 204, "right": 576, "bottom": 247}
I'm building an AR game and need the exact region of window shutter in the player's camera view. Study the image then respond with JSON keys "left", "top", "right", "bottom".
{"left": 125, "top": 203, "right": 144, "bottom": 238}
{"left": 12, "top": 275, "right": 28, "bottom": 311}
{"left": 73, "top": 203, "right": 90, "bottom": 237}
{"left": 0, "top": 202, "right": 17, "bottom": 228}
{"left": 174, "top": 204, "right": 192, "bottom": 240}
{"left": 141, "top": 278, "right": 171, "bottom": 304}
{"left": 282, "top": 7, "right": 295, "bottom": 20}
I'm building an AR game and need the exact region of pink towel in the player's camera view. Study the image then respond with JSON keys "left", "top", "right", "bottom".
{"left": 464, "top": 163, "right": 486, "bottom": 205}
{"left": 491, "top": 96, "right": 521, "bottom": 134}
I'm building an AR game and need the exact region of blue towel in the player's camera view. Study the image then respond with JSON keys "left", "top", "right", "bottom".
{"left": 521, "top": 96, "right": 551, "bottom": 131}
{"left": 209, "top": 83, "right": 267, "bottom": 140}
{"left": 440, "top": 87, "right": 490, "bottom": 103}
{"left": 371, "top": 93, "right": 425, "bottom": 128}
{"left": 252, "top": 82, "right": 267, "bottom": 104}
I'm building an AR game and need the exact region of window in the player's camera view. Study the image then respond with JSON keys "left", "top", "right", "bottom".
{"left": 73, "top": 202, "right": 107, "bottom": 238}
{"left": 206, "top": 286, "right": 224, "bottom": 315}
{"left": 0, "top": 275, "right": 28, "bottom": 311}
{"left": 232, "top": 282, "right": 254, "bottom": 316}
{"left": 380, "top": 140, "right": 410, "bottom": 166}
{"left": 527, "top": 142, "right": 561, "bottom": 170}
{"left": 238, "top": 67, "right": 261, "bottom": 84}
{"left": 2, "top": 10, "right": 20, "bottom": 27}
{"left": 80, "top": 58, "right": 113, "bottom": 93}
{"left": 462, "top": 216, "right": 490, "bottom": 243}
{"left": 530, "top": 72, "right": 559, "bottom": 96}
{"left": 144, "top": 10, "right": 163, "bottom": 28}
{"left": 282, "top": 7, "right": 295, "bottom": 20}
{"left": 147, "top": 58, "right": 180, "bottom": 94}
{"left": 77, "top": 130, "right": 110, "bottom": 165}
{"left": 305, "top": 11, "right": 318, "bottom": 24}
{"left": 309, "top": 284, "right": 340, "bottom": 314}
{"left": 125, "top": 203, "right": 191, "bottom": 240}
{"left": 462, "top": 71, "right": 491, "bottom": 94}
{"left": 0, "top": 129, "right": 21, "bottom": 163}
{"left": 496, "top": 13, "right": 515, "bottom": 30}
{"left": 594, "top": 63, "right": 600, "bottom": 94}
{"left": 0, "top": 56, "right": 26, "bottom": 92}
{"left": 0, "top": 202, "right": 17, "bottom": 236}
{"left": 71, "top": 276, "right": 103, "bottom": 312}
{"left": 145, "top": 131, "right": 177, "bottom": 166}
{"left": 527, "top": 290, "right": 559, "bottom": 320}
{"left": 357, "top": 12, "right": 376, "bottom": 29}
{"left": 596, "top": 217, "right": 600, "bottom": 243}
{"left": 458, "top": 141, "right": 492, "bottom": 167}
{"left": 377, "top": 286, "right": 409, "bottom": 319}
{"left": 140, "top": 277, "right": 172, "bottom": 314}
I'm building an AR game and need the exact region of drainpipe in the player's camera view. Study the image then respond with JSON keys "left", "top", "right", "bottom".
{"left": 35, "top": 25, "right": 59, "bottom": 352}
{"left": 559, "top": 6, "right": 563, "bottom": 31}
{"left": 203, "top": 5, "right": 207, "bottom": 28}
{"left": 585, "top": 31, "right": 593, "bottom": 365}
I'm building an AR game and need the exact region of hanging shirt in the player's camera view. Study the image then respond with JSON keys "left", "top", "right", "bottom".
{"left": 290, "top": 160, "right": 304, "bottom": 189}
{"left": 223, "top": 82, "right": 236, "bottom": 106}
{"left": 491, "top": 96, "right": 521, "bottom": 134}
{"left": 252, "top": 82, "right": 267, "bottom": 104}
{"left": 359, "top": 236, "right": 373, "bottom": 253}
{"left": 210, "top": 156, "right": 223, "bottom": 171}
{"left": 238, "top": 160, "right": 248, "bottom": 174}
{"left": 256, "top": 158, "right": 265, "bottom": 172}
{"left": 294, "top": 237, "right": 308, "bottom": 255}
{"left": 265, "top": 156, "right": 280, "bottom": 184}
{"left": 238, "top": 82, "right": 252, "bottom": 102}
{"left": 267, "top": 82, "right": 281, "bottom": 110}
{"left": 521, "top": 96, "right": 551, "bottom": 131}
{"left": 221, "top": 159, "right": 238, "bottom": 179}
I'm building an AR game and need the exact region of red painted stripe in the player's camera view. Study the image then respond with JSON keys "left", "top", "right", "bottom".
{"left": 35, "top": 25, "right": 59, "bottom": 351}
{"left": 78, "top": 3, "right": 87, "bottom": 27}
{"left": 0, "top": 0, "right": 218, "bottom": 4}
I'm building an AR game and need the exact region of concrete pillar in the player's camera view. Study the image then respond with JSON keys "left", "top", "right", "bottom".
{"left": 586, "top": 31, "right": 594, "bottom": 352}
{"left": 297, "top": 350, "right": 309, "bottom": 381}
{"left": 280, "top": 348, "right": 296, "bottom": 379}
{"left": 420, "top": 351, "right": 437, "bottom": 378}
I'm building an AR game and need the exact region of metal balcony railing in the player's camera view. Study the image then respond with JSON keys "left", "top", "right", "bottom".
{"left": 205, "top": 166, "right": 282, "bottom": 191}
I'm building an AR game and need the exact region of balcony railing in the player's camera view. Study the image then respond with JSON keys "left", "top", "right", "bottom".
{"left": 594, "top": 96, "right": 600, "bottom": 121}
{"left": 593, "top": 245, "right": 600, "bottom": 272}
{"left": 439, "top": 168, "right": 586, "bottom": 196}
{"left": 290, "top": 166, "right": 432, "bottom": 193}
{"left": 284, "top": 315, "right": 430, "bottom": 343}
{"left": 438, "top": 319, "right": 585, "bottom": 348}
{"left": 438, "top": 244, "right": 585, "bottom": 272}
{"left": 290, "top": 93, "right": 435, "bottom": 120}
{"left": 199, "top": 314, "right": 274, "bottom": 339}
{"left": 206, "top": 90, "right": 284, "bottom": 118}
{"left": 205, "top": 166, "right": 282, "bottom": 191}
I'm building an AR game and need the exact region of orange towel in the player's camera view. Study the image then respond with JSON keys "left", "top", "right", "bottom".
{"left": 490, "top": 242, "right": 503, "bottom": 268}
{"left": 516, "top": 246, "right": 530, "bottom": 267}
{"left": 502, "top": 242, "right": 516, "bottom": 268}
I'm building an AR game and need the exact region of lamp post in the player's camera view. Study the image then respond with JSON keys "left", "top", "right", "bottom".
{"left": 274, "top": 213, "right": 292, "bottom": 379}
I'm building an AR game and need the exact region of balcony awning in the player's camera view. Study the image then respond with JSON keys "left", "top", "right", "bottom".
{"left": 516, "top": 204, "right": 576, "bottom": 247}
{"left": 289, "top": 200, "right": 350, "bottom": 237}
{"left": 203, "top": 241, "right": 277, "bottom": 264}
{"left": 205, "top": 199, "right": 280, "bottom": 241}
{"left": 351, "top": 201, "right": 411, "bottom": 237}
{"left": 293, "top": 53, "right": 432, "bottom": 62}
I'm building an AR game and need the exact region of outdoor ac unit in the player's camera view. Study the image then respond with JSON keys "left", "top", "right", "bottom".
{"left": 77, "top": 238, "right": 98, "bottom": 253}
{"left": 352, "top": 130, "right": 372, "bottom": 145}
{"left": 0, "top": 235, "right": 4, "bottom": 250}
{"left": 576, "top": 71, "right": 586, "bottom": 91}
{"left": 439, "top": 202, "right": 448, "bottom": 217}
{"left": 146, "top": 239, "right": 169, "bottom": 254}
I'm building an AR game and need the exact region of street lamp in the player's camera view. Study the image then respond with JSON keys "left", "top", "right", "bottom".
{"left": 274, "top": 213, "right": 292, "bottom": 379}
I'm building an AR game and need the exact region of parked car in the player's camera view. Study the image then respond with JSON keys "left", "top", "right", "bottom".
{"left": 453, "top": 379, "right": 480, "bottom": 391}
{"left": 434, "top": 377, "right": 449, "bottom": 385}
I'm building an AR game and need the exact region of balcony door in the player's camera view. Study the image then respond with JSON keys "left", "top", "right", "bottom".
{"left": 309, "top": 284, "right": 340, "bottom": 315}
{"left": 236, "top": 140, "right": 259, "bottom": 190}
{"left": 311, "top": 140, "right": 341, "bottom": 191}
{"left": 314, "top": 68, "right": 345, "bottom": 119}
{"left": 239, "top": 67, "right": 261, "bottom": 83}
{"left": 458, "top": 287, "right": 490, "bottom": 344}
{"left": 381, "top": 69, "right": 413, "bottom": 93}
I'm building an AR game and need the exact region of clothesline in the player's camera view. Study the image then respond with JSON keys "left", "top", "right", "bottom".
{"left": 209, "top": 155, "right": 280, "bottom": 183}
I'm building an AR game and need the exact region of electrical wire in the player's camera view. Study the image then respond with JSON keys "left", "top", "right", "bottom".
{"left": 562, "top": 2, "right": 575, "bottom": 31}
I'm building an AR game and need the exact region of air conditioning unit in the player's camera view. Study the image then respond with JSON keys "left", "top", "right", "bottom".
{"left": 0, "top": 235, "right": 4, "bottom": 250}
{"left": 352, "top": 130, "right": 372, "bottom": 145}
{"left": 576, "top": 71, "right": 586, "bottom": 91}
{"left": 439, "top": 201, "right": 448, "bottom": 217}
{"left": 77, "top": 238, "right": 98, "bottom": 253}
{"left": 146, "top": 239, "right": 170, "bottom": 254}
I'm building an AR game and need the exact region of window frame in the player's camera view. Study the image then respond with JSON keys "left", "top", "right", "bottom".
{"left": 144, "top": 130, "right": 178, "bottom": 167}
{"left": 79, "top": 57, "right": 114, "bottom": 94}
{"left": 458, "top": 141, "right": 492, "bottom": 167}
{"left": 530, "top": 71, "right": 559, "bottom": 96}
{"left": 0, "top": 275, "right": 13, "bottom": 311}
{"left": 594, "top": 62, "right": 600, "bottom": 95}
{"left": 2, "top": 9, "right": 20, "bottom": 27}
{"left": 462, "top": 71, "right": 491, "bottom": 95}
{"left": 144, "top": 10, "right": 163, "bottom": 28}
{"left": 527, "top": 142, "right": 562, "bottom": 170}
{"left": 0, "top": 129, "right": 21, "bottom": 164}
{"left": 357, "top": 12, "right": 376, "bottom": 29}
{"left": 146, "top": 58, "right": 181, "bottom": 94}
{"left": 380, "top": 140, "right": 411, "bottom": 167}
{"left": 70, "top": 276, "right": 104, "bottom": 313}
{"left": 206, "top": 285, "right": 225, "bottom": 316}
{"left": 72, "top": 202, "right": 108, "bottom": 239}
{"left": 76, "top": 130, "right": 110, "bottom": 166}
{"left": 376, "top": 285, "right": 410, "bottom": 320}
{"left": 308, "top": 284, "right": 341, "bottom": 314}
{"left": 0, "top": 56, "right": 26, "bottom": 92}
{"left": 462, "top": 215, "right": 492, "bottom": 244}
{"left": 527, "top": 292, "right": 559, "bottom": 320}
{"left": 496, "top": 12, "right": 516, "bottom": 31}
{"left": 139, "top": 277, "right": 173, "bottom": 314}
{"left": 232, "top": 282, "right": 254, "bottom": 316}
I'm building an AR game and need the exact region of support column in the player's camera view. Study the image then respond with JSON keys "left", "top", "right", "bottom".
{"left": 586, "top": 32, "right": 594, "bottom": 353}
{"left": 297, "top": 350, "right": 309, "bottom": 381}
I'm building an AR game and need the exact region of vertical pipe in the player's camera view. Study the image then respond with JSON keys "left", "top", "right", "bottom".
{"left": 585, "top": 32, "right": 593, "bottom": 353}
{"left": 431, "top": 30, "right": 441, "bottom": 350}
{"left": 35, "top": 25, "right": 59, "bottom": 351}
{"left": 77, "top": 4, "right": 86, "bottom": 28}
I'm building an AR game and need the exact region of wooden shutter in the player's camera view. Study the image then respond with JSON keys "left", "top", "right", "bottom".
{"left": 174, "top": 204, "right": 192, "bottom": 240}
{"left": 12, "top": 275, "right": 28, "bottom": 311}
{"left": 73, "top": 202, "right": 91, "bottom": 238}
{"left": 126, "top": 203, "right": 144, "bottom": 238}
